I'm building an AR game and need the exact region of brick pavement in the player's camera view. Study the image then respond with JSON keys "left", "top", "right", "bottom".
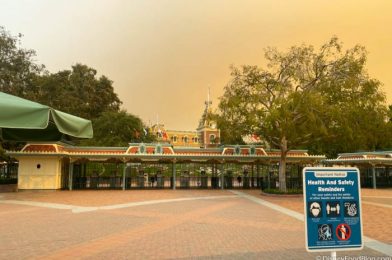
{"left": 0, "top": 189, "right": 390, "bottom": 259}
{"left": 244, "top": 189, "right": 392, "bottom": 244}
{"left": 1, "top": 190, "right": 234, "bottom": 206}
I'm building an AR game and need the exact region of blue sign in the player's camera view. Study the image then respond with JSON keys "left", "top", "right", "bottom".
{"left": 303, "top": 167, "right": 363, "bottom": 252}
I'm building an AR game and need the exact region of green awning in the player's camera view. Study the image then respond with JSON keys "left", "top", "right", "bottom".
{"left": 0, "top": 92, "right": 93, "bottom": 141}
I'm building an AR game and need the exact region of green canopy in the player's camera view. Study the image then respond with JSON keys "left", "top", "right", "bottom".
{"left": 0, "top": 92, "right": 93, "bottom": 141}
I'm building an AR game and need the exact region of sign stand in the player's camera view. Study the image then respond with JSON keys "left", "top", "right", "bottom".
{"left": 331, "top": 251, "right": 336, "bottom": 260}
{"left": 303, "top": 167, "right": 363, "bottom": 253}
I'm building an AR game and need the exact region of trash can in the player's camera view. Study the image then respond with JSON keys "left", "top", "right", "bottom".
{"left": 225, "top": 174, "right": 233, "bottom": 188}
{"left": 90, "top": 176, "right": 98, "bottom": 189}
{"left": 110, "top": 176, "right": 117, "bottom": 188}
{"left": 243, "top": 175, "right": 250, "bottom": 188}
{"left": 200, "top": 171, "right": 208, "bottom": 188}
{"left": 157, "top": 174, "right": 164, "bottom": 188}
{"left": 138, "top": 174, "right": 145, "bottom": 188}
{"left": 180, "top": 173, "right": 190, "bottom": 188}
{"left": 125, "top": 177, "right": 131, "bottom": 189}
{"left": 211, "top": 176, "right": 219, "bottom": 189}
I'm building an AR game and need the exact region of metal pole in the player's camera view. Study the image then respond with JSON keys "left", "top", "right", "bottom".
{"left": 172, "top": 160, "right": 176, "bottom": 190}
{"left": 251, "top": 163, "right": 254, "bottom": 187}
{"left": 68, "top": 162, "right": 73, "bottom": 191}
{"left": 331, "top": 251, "right": 336, "bottom": 260}
{"left": 268, "top": 166, "right": 271, "bottom": 190}
{"left": 221, "top": 162, "right": 224, "bottom": 190}
{"left": 372, "top": 165, "right": 377, "bottom": 189}
{"left": 122, "top": 163, "right": 127, "bottom": 191}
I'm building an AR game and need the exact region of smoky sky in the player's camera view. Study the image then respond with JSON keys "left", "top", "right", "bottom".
{"left": 1, "top": 0, "right": 392, "bottom": 129}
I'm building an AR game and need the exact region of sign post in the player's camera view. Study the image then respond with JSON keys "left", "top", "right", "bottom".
{"left": 303, "top": 167, "right": 363, "bottom": 253}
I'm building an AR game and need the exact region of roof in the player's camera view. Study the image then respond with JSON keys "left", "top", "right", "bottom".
{"left": 325, "top": 151, "right": 392, "bottom": 166}
{"left": 7, "top": 143, "right": 325, "bottom": 164}
{"left": 0, "top": 91, "right": 93, "bottom": 141}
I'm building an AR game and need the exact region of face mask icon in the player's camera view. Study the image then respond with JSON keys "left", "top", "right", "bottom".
{"left": 310, "top": 202, "right": 321, "bottom": 217}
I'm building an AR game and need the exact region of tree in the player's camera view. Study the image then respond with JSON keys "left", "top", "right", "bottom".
{"left": 217, "top": 37, "right": 388, "bottom": 192}
{"left": 0, "top": 26, "right": 44, "bottom": 99}
{"left": 79, "top": 111, "right": 155, "bottom": 147}
{"left": 0, "top": 27, "right": 121, "bottom": 120}
{"left": 35, "top": 64, "right": 122, "bottom": 119}
{"left": 0, "top": 27, "right": 123, "bottom": 158}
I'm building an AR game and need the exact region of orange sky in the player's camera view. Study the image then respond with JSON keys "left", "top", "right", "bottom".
{"left": 1, "top": 0, "right": 392, "bottom": 130}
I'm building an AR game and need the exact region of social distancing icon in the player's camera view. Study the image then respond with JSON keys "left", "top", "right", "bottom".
{"left": 336, "top": 223, "right": 351, "bottom": 241}
{"left": 326, "top": 201, "right": 340, "bottom": 217}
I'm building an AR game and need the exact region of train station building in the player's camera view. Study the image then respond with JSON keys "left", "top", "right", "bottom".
{"left": 6, "top": 97, "right": 326, "bottom": 190}
{"left": 5, "top": 96, "right": 391, "bottom": 190}
{"left": 7, "top": 142, "right": 324, "bottom": 190}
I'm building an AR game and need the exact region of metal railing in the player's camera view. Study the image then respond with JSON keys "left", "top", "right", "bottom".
{"left": 0, "top": 163, "right": 18, "bottom": 185}
{"left": 71, "top": 176, "right": 268, "bottom": 190}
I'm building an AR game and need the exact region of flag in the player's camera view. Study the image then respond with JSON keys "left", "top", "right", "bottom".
{"left": 252, "top": 134, "right": 261, "bottom": 142}
{"left": 157, "top": 128, "right": 162, "bottom": 138}
{"left": 143, "top": 128, "right": 148, "bottom": 136}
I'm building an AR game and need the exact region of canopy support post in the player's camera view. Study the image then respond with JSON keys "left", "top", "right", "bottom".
{"left": 372, "top": 164, "right": 377, "bottom": 189}
{"left": 68, "top": 162, "right": 73, "bottom": 191}
{"left": 221, "top": 161, "right": 224, "bottom": 190}
{"left": 122, "top": 163, "right": 127, "bottom": 191}
{"left": 172, "top": 160, "right": 176, "bottom": 190}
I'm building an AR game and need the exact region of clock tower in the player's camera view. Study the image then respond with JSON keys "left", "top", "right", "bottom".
{"left": 197, "top": 89, "right": 220, "bottom": 148}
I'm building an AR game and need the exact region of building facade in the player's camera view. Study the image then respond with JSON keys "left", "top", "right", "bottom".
{"left": 8, "top": 142, "right": 325, "bottom": 190}
{"left": 150, "top": 95, "right": 220, "bottom": 148}
{"left": 326, "top": 151, "right": 392, "bottom": 188}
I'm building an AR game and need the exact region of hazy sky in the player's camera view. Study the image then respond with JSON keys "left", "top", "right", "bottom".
{"left": 1, "top": 0, "right": 392, "bottom": 130}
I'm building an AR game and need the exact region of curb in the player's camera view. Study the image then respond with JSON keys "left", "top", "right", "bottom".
{"left": 260, "top": 190, "right": 303, "bottom": 198}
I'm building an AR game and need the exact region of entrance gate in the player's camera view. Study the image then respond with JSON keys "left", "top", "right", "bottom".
{"left": 68, "top": 161, "right": 303, "bottom": 190}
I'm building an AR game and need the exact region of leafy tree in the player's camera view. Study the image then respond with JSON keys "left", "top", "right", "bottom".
{"left": 217, "top": 37, "right": 388, "bottom": 192}
{"left": 0, "top": 27, "right": 124, "bottom": 157}
{"left": 0, "top": 26, "right": 44, "bottom": 99}
{"left": 79, "top": 111, "right": 155, "bottom": 147}
{"left": 35, "top": 64, "right": 122, "bottom": 119}
{"left": 0, "top": 27, "right": 121, "bottom": 120}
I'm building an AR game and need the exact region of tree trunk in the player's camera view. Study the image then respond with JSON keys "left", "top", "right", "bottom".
{"left": 279, "top": 136, "right": 288, "bottom": 192}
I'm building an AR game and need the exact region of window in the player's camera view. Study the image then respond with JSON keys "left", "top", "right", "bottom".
{"left": 182, "top": 136, "right": 189, "bottom": 143}
{"left": 210, "top": 134, "right": 216, "bottom": 144}
{"left": 138, "top": 144, "right": 146, "bottom": 154}
{"left": 155, "top": 145, "right": 162, "bottom": 154}
{"left": 171, "top": 135, "right": 177, "bottom": 143}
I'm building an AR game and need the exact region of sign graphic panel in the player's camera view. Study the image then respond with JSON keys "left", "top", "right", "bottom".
{"left": 303, "top": 167, "right": 363, "bottom": 252}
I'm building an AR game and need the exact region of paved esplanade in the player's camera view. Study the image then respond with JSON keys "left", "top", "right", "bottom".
{"left": 0, "top": 190, "right": 390, "bottom": 259}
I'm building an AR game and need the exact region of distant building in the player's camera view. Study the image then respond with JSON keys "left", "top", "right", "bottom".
{"left": 150, "top": 94, "right": 220, "bottom": 148}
